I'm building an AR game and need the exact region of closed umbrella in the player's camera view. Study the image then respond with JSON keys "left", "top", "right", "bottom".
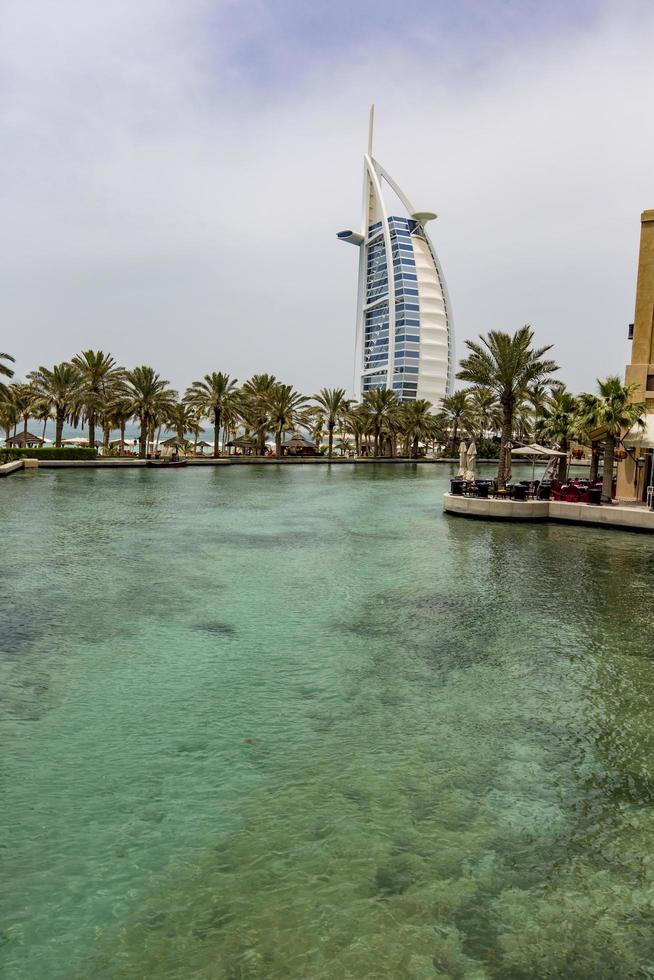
{"left": 464, "top": 440, "right": 477, "bottom": 481}
{"left": 457, "top": 440, "right": 467, "bottom": 477}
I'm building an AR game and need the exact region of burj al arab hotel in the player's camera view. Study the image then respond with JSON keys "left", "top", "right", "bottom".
{"left": 337, "top": 107, "right": 454, "bottom": 405}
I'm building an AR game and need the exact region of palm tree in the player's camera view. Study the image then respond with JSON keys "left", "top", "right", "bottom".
{"left": 104, "top": 392, "right": 133, "bottom": 454}
{"left": 166, "top": 401, "right": 197, "bottom": 450}
{"left": 184, "top": 372, "right": 238, "bottom": 458}
{"left": 524, "top": 380, "right": 552, "bottom": 439}
{"left": 9, "top": 383, "right": 38, "bottom": 443}
{"left": 538, "top": 388, "right": 578, "bottom": 481}
{"left": 240, "top": 374, "right": 277, "bottom": 455}
{"left": 457, "top": 326, "right": 559, "bottom": 484}
{"left": 440, "top": 390, "right": 472, "bottom": 451}
{"left": 265, "top": 383, "right": 308, "bottom": 457}
{"left": 574, "top": 392, "right": 602, "bottom": 482}
{"left": 0, "top": 352, "right": 15, "bottom": 400}
{"left": 361, "top": 388, "right": 398, "bottom": 456}
{"left": 27, "top": 363, "right": 82, "bottom": 447}
{"left": 400, "top": 399, "right": 436, "bottom": 458}
{"left": 305, "top": 406, "right": 324, "bottom": 453}
{"left": 124, "top": 366, "right": 177, "bottom": 458}
{"left": 468, "top": 386, "right": 500, "bottom": 444}
{"left": 72, "top": 350, "right": 124, "bottom": 449}
{"left": 346, "top": 404, "right": 370, "bottom": 457}
{"left": 585, "top": 377, "right": 646, "bottom": 503}
{"left": 0, "top": 395, "right": 17, "bottom": 448}
{"left": 313, "top": 387, "right": 350, "bottom": 458}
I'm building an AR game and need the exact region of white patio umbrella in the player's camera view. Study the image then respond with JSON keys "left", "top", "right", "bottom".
{"left": 62, "top": 437, "right": 89, "bottom": 446}
{"left": 464, "top": 440, "right": 477, "bottom": 481}
{"left": 457, "top": 440, "right": 467, "bottom": 477}
{"left": 511, "top": 443, "right": 567, "bottom": 482}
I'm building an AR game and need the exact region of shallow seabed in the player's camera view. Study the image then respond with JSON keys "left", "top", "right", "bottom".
{"left": 2, "top": 464, "right": 654, "bottom": 979}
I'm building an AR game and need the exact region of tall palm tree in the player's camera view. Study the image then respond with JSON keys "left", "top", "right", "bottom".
{"left": 0, "top": 352, "right": 15, "bottom": 400}
{"left": 468, "top": 386, "right": 500, "bottom": 444}
{"left": 525, "top": 380, "right": 552, "bottom": 439}
{"left": 399, "top": 399, "right": 436, "bottom": 458}
{"left": 304, "top": 406, "right": 324, "bottom": 453}
{"left": 538, "top": 388, "right": 578, "bottom": 480}
{"left": 457, "top": 326, "right": 559, "bottom": 484}
{"left": 346, "top": 404, "right": 370, "bottom": 457}
{"left": 0, "top": 395, "right": 17, "bottom": 448}
{"left": 265, "top": 383, "right": 308, "bottom": 457}
{"left": 166, "top": 401, "right": 197, "bottom": 449}
{"left": 124, "top": 366, "right": 177, "bottom": 458}
{"left": 313, "top": 387, "right": 350, "bottom": 458}
{"left": 27, "top": 363, "right": 82, "bottom": 447}
{"left": 240, "top": 374, "right": 277, "bottom": 455}
{"left": 440, "top": 390, "right": 472, "bottom": 451}
{"left": 10, "top": 383, "right": 38, "bottom": 442}
{"left": 104, "top": 392, "right": 134, "bottom": 455}
{"left": 361, "top": 388, "right": 398, "bottom": 457}
{"left": 574, "top": 392, "right": 602, "bottom": 481}
{"left": 184, "top": 372, "right": 238, "bottom": 458}
{"left": 72, "top": 350, "right": 124, "bottom": 449}
{"left": 585, "top": 377, "right": 646, "bottom": 503}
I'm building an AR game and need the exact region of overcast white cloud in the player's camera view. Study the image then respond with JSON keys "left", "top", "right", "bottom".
{"left": 1, "top": 0, "right": 653, "bottom": 395}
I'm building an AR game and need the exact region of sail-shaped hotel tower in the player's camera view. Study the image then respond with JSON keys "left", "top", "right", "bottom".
{"left": 337, "top": 107, "right": 454, "bottom": 404}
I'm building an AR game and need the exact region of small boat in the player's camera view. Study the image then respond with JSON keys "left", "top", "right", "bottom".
{"left": 145, "top": 458, "right": 188, "bottom": 468}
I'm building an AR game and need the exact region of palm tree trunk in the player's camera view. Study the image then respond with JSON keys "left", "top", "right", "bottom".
{"left": 88, "top": 413, "right": 95, "bottom": 451}
{"left": 23, "top": 414, "right": 28, "bottom": 440}
{"left": 412, "top": 435, "right": 419, "bottom": 458}
{"left": 41, "top": 417, "right": 47, "bottom": 441}
{"left": 601, "top": 435, "right": 616, "bottom": 503}
{"left": 498, "top": 400, "right": 513, "bottom": 485}
{"left": 450, "top": 421, "right": 459, "bottom": 453}
{"left": 103, "top": 424, "right": 110, "bottom": 450}
{"left": 55, "top": 411, "right": 64, "bottom": 448}
{"left": 590, "top": 442, "right": 599, "bottom": 482}
{"left": 213, "top": 409, "right": 220, "bottom": 458}
{"left": 557, "top": 437, "right": 568, "bottom": 481}
{"left": 275, "top": 427, "right": 282, "bottom": 458}
{"left": 120, "top": 421, "right": 126, "bottom": 455}
{"left": 328, "top": 426, "right": 334, "bottom": 458}
{"left": 139, "top": 416, "right": 147, "bottom": 458}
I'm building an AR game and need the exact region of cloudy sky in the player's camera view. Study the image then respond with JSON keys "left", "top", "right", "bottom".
{"left": 2, "top": 0, "right": 653, "bottom": 395}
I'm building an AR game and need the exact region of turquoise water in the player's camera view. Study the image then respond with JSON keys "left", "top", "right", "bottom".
{"left": 2, "top": 464, "right": 654, "bottom": 979}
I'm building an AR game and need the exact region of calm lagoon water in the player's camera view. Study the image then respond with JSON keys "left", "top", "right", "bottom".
{"left": 3, "top": 464, "right": 654, "bottom": 979}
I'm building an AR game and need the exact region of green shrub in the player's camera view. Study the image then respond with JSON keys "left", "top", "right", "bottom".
{"left": 2, "top": 447, "right": 97, "bottom": 461}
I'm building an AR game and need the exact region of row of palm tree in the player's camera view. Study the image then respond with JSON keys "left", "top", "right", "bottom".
{"left": 2, "top": 329, "right": 646, "bottom": 500}
{"left": 0, "top": 352, "right": 447, "bottom": 460}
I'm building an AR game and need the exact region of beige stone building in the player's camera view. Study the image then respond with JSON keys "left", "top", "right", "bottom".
{"left": 616, "top": 209, "right": 654, "bottom": 502}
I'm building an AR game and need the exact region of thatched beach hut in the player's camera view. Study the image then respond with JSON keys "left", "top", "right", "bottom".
{"left": 227, "top": 434, "right": 257, "bottom": 455}
{"left": 7, "top": 431, "right": 45, "bottom": 448}
{"left": 282, "top": 432, "right": 318, "bottom": 456}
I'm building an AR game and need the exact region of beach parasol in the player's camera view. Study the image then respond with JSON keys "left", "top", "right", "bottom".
{"left": 511, "top": 443, "right": 567, "bottom": 482}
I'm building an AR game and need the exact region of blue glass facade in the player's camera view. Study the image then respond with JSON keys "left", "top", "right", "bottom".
{"left": 361, "top": 215, "right": 426, "bottom": 402}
